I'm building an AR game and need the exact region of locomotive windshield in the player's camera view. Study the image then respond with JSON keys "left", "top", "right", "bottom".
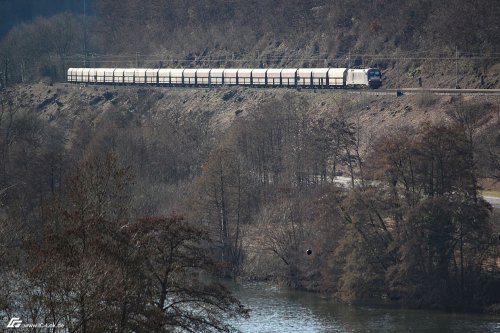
{"left": 368, "top": 69, "right": 381, "bottom": 78}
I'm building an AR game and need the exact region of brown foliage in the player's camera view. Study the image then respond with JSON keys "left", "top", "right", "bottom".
{"left": 1, "top": 154, "right": 247, "bottom": 332}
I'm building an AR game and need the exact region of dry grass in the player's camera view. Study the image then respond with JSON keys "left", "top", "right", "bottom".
{"left": 415, "top": 90, "right": 439, "bottom": 108}
{"left": 482, "top": 191, "right": 500, "bottom": 198}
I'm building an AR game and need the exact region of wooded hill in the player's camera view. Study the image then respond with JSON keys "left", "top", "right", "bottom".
{"left": 1, "top": 0, "right": 500, "bottom": 88}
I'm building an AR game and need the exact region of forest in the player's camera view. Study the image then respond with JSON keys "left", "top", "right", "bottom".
{"left": 0, "top": 0, "right": 500, "bottom": 331}
{"left": 1, "top": 0, "right": 500, "bottom": 88}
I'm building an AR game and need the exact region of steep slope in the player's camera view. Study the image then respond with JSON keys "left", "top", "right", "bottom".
{"left": 1, "top": 0, "right": 499, "bottom": 88}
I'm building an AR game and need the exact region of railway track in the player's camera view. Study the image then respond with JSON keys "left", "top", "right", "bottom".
{"left": 59, "top": 82, "right": 500, "bottom": 96}
{"left": 386, "top": 88, "right": 500, "bottom": 95}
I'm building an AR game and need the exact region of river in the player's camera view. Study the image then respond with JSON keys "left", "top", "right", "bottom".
{"left": 229, "top": 283, "right": 500, "bottom": 333}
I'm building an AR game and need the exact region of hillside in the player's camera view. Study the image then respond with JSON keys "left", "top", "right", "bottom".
{"left": 0, "top": 0, "right": 88, "bottom": 38}
{"left": 10, "top": 84, "right": 454, "bottom": 136}
{"left": 10, "top": 83, "right": 500, "bottom": 140}
{"left": 1, "top": 0, "right": 499, "bottom": 88}
{"left": 5, "top": 82, "right": 500, "bottom": 186}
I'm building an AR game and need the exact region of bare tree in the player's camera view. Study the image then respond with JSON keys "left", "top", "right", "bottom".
{"left": 188, "top": 143, "right": 251, "bottom": 278}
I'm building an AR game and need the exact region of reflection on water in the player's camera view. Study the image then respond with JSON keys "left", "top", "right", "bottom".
{"left": 229, "top": 282, "right": 500, "bottom": 333}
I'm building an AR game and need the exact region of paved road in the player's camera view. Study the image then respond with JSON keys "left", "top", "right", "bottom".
{"left": 485, "top": 196, "right": 500, "bottom": 209}
{"left": 334, "top": 177, "right": 500, "bottom": 209}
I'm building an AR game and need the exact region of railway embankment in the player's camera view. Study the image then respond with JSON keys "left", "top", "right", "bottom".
{"left": 10, "top": 82, "right": 499, "bottom": 134}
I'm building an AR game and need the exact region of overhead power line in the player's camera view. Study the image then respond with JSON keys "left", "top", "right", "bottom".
{"left": 63, "top": 51, "right": 500, "bottom": 63}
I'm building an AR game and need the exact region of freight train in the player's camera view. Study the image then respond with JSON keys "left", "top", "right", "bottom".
{"left": 67, "top": 67, "right": 382, "bottom": 89}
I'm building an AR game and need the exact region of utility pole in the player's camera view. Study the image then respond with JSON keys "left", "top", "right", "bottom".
{"left": 20, "top": 61, "right": 24, "bottom": 83}
{"left": 455, "top": 46, "right": 459, "bottom": 89}
{"left": 83, "top": 0, "right": 87, "bottom": 67}
{"left": 396, "top": 48, "right": 402, "bottom": 96}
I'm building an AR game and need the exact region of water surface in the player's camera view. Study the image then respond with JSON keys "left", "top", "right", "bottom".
{"left": 230, "top": 282, "right": 500, "bottom": 333}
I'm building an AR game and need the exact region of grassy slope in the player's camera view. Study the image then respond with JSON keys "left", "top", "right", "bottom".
{"left": 12, "top": 83, "right": 500, "bottom": 141}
